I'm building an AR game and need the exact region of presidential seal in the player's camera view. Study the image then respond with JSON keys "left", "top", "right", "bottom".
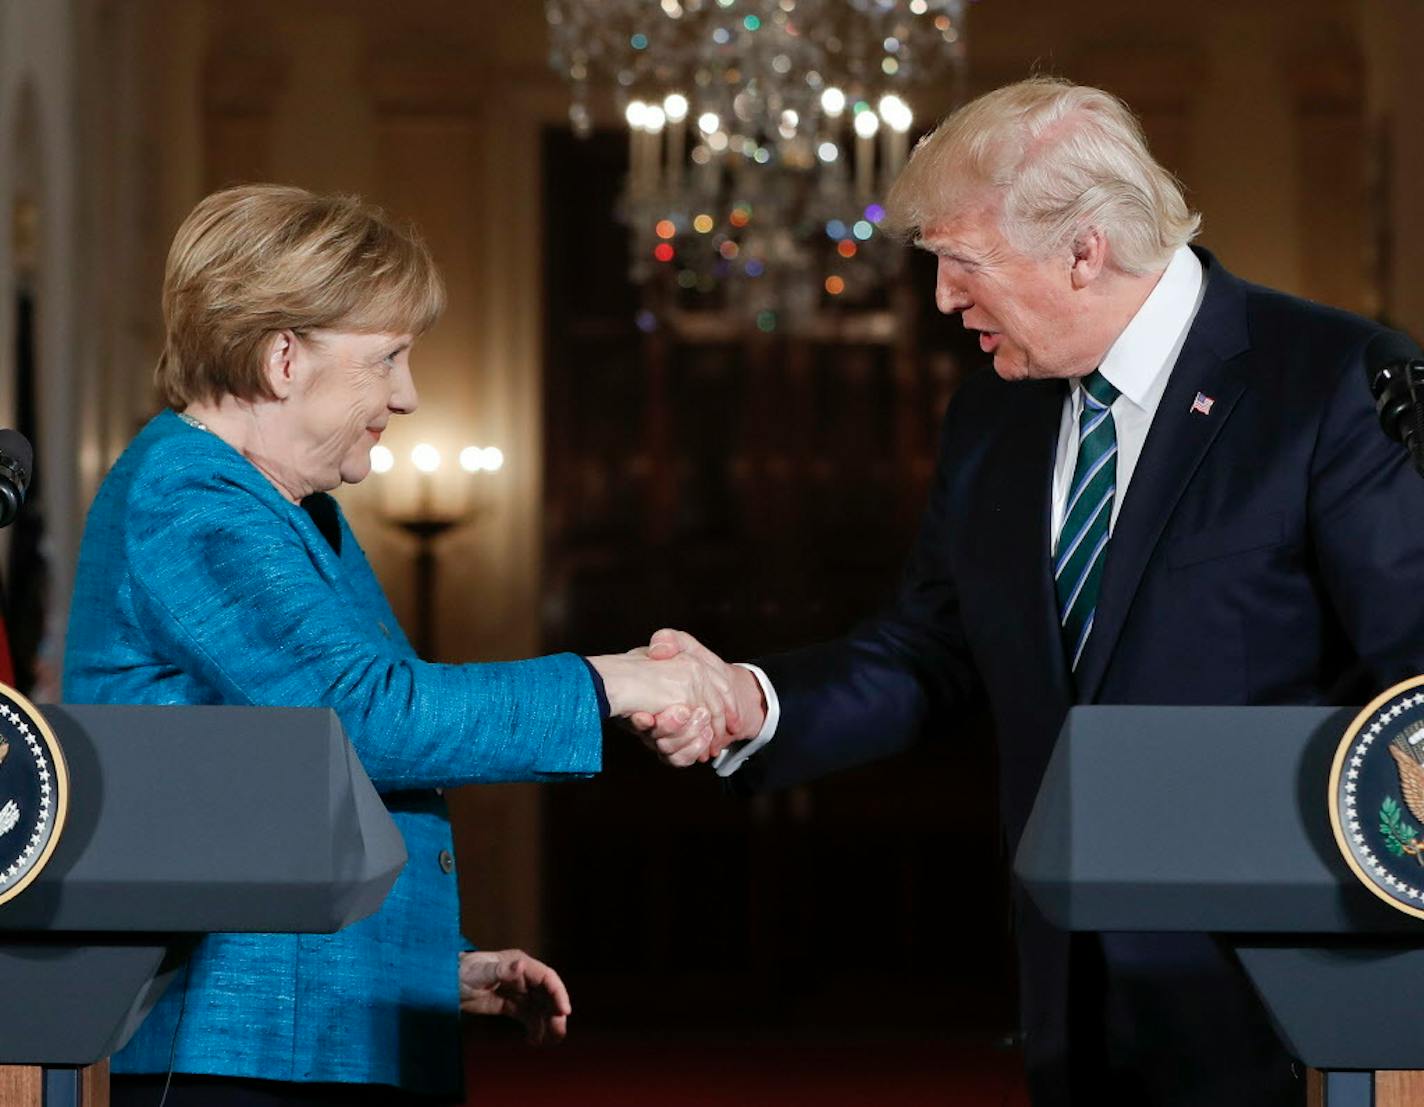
{"left": 1330, "top": 675, "right": 1424, "bottom": 921}
{"left": 0, "top": 684, "right": 66, "bottom": 908}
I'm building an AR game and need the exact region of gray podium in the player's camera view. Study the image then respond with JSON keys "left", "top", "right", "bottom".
{"left": 1015, "top": 705, "right": 1424, "bottom": 1107}
{"left": 0, "top": 704, "right": 407, "bottom": 1107}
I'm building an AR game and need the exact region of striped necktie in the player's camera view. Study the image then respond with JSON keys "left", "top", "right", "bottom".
{"left": 1055, "top": 369, "right": 1120, "bottom": 671}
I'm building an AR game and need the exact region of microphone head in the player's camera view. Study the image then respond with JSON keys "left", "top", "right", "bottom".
{"left": 1365, "top": 329, "right": 1424, "bottom": 399}
{"left": 0, "top": 429, "right": 33, "bottom": 495}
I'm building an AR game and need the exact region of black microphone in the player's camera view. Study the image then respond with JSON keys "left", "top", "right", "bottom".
{"left": 1365, "top": 331, "right": 1424, "bottom": 477}
{"left": 0, "top": 430, "right": 33, "bottom": 528}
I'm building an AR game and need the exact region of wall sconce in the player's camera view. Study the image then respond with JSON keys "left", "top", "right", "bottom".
{"left": 368, "top": 441, "right": 504, "bottom": 659}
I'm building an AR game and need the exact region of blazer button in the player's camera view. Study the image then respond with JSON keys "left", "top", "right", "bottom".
{"left": 438, "top": 849, "right": 455, "bottom": 874}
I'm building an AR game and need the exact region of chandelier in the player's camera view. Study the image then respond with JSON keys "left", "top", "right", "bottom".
{"left": 545, "top": 0, "right": 968, "bottom": 332}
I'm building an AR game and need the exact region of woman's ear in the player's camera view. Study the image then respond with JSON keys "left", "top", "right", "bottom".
{"left": 262, "top": 330, "right": 298, "bottom": 400}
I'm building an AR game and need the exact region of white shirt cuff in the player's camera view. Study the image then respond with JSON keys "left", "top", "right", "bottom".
{"left": 712, "top": 663, "right": 780, "bottom": 777}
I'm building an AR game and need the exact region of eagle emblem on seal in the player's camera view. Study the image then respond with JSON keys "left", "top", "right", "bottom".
{"left": 0, "top": 737, "right": 15, "bottom": 838}
{"left": 1330, "top": 678, "right": 1424, "bottom": 918}
{"left": 1384, "top": 723, "right": 1424, "bottom": 863}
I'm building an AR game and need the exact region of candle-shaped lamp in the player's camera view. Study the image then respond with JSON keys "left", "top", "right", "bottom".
{"left": 697, "top": 110, "right": 722, "bottom": 191}
{"left": 411, "top": 443, "right": 440, "bottom": 517}
{"left": 878, "top": 94, "right": 913, "bottom": 182}
{"left": 664, "top": 93, "right": 689, "bottom": 191}
{"left": 854, "top": 108, "right": 880, "bottom": 198}
{"left": 368, "top": 443, "right": 395, "bottom": 514}
{"left": 625, "top": 100, "right": 649, "bottom": 198}
{"left": 459, "top": 445, "right": 505, "bottom": 513}
{"left": 643, "top": 104, "right": 667, "bottom": 195}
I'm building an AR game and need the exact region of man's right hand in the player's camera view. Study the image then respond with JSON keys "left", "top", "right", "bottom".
{"left": 627, "top": 628, "right": 767, "bottom": 764}
{"left": 586, "top": 644, "right": 742, "bottom": 766}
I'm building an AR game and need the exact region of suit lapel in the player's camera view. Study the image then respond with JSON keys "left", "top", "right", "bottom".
{"left": 1072, "top": 251, "right": 1252, "bottom": 702}
{"left": 977, "top": 377, "right": 1074, "bottom": 708}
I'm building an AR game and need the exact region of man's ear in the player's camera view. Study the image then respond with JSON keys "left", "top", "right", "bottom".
{"left": 262, "top": 330, "right": 298, "bottom": 400}
{"left": 1069, "top": 227, "right": 1108, "bottom": 290}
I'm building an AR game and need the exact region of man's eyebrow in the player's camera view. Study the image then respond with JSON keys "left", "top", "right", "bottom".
{"left": 915, "top": 238, "right": 974, "bottom": 261}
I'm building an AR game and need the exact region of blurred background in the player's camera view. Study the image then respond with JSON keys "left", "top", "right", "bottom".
{"left": 1, "top": 1, "right": 1421, "bottom": 1102}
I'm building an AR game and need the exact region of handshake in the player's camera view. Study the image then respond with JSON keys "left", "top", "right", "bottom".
{"left": 587, "top": 629, "right": 767, "bottom": 767}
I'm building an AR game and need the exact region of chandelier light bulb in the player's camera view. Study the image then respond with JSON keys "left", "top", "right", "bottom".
{"left": 664, "top": 93, "right": 690, "bottom": 122}
{"left": 459, "top": 446, "right": 484, "bottom": 473}
{"left": 481, "top": 447, "right": 505, "bottom": 472}
{"left": 544, "top": 0, "right": 968, "bottom": 327}
{"left": 879, "top": 94, "right": 913, "bottom": 132}
{"left": 369, "top": 444, "right": 394, "bottom": 473}
{"left": 411, "top": 444, "right": 441, "bottom": 473}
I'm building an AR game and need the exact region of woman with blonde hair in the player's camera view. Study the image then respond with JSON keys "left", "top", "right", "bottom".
{"left": 65, "top": 184, "right": 731, "bottom": 1106}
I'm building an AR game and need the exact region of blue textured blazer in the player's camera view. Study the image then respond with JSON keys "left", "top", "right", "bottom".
{"left": 63, "top": 410, "right": 603, "bottom": 1096}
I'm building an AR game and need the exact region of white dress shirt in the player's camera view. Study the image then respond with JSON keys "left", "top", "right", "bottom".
{"left": 716, "top": 246, "right": 1206, "bottom": 777}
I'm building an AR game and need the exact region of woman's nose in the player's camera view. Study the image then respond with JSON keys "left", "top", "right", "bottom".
{"left": 391, "top": 365, "right": 418, "bottom": 414}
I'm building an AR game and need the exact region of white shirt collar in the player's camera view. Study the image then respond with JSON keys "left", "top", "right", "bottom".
{"left": 1090, "top": 245, "right": 1204, "bottom": 409}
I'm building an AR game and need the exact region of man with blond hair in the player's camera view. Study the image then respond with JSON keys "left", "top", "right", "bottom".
{"left": 638, "top": 77, "right": 1424, "bottom": 1105}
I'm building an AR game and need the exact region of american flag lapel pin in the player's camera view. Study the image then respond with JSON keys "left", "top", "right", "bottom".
{"left": 1190, "top": 391, "right": 1215, "bottom": 416}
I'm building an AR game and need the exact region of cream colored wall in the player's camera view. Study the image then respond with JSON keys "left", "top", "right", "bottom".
{"left": 97, "top": 0, "right": 207, "bottom": 470}
{"left": 961, "top": 0, "right": 1383, "bottom": 306}
{"left": 1361, "top": 0, "right": 1424, "bottom": 335}
{"left": 0, "top": 0, "right": 93, "bottom": 695}
{"left": 1189, "top": 8, "right": 1303, "bottom": 294}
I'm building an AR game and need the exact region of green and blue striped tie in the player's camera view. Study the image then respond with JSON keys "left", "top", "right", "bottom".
{"left": 1055, "top": 370, "right": 1120, "bottom": 671}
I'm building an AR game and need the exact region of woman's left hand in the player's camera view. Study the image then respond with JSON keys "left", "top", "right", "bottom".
{"left": 459, "top": 949, "right": 572, "bottom": 1044}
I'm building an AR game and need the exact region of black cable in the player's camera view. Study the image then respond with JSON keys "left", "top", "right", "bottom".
{"left": 156, "top": 963, "right": 192, "bottom": 1107}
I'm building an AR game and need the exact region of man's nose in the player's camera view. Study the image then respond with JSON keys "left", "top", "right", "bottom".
{"left": 935, "top": 260, "right": 970, "bottom": 314}
{"left": 936, "top": 278, "right": 971, "bottom": 315}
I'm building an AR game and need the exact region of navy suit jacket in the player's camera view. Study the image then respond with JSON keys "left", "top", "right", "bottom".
{"left": 734, "top": 249, "right": 1424, "bottom": 1098}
